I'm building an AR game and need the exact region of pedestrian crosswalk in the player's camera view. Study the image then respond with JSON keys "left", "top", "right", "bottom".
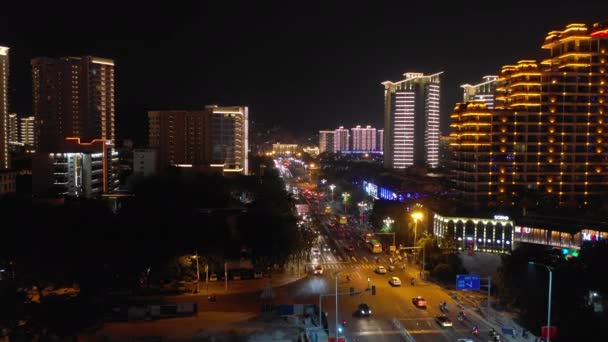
{"left": 307, "top": 261, "right": 409, "bottom": 271}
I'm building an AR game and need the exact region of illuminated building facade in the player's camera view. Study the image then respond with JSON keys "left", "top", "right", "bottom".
{"left": 450, "top": 101, "right": 493, "bottom": 203}
{"left": 382, "top": 72, "right": 442, "bottom": 169}
{"left": 32, "top": 56, "right": 115, "bottom": 152}
{"left": 319, "top": 130, "right": 335, "bottom": 153}
{"left": 351, "top": 125, "right": 376, "bottom": 151}
{"left": 334, "top": 126, "right": 350, "bottom": 152}
{"left": 209, "top": 106, "right": 249, "bottom": 174}
{"left": 461, "top": 76, "right": 498, "bottom": 109}
{"left": 452, "top": 22, "right": 608, "bottom": 207}
{"left": 20, "top": 116, "right": 36, "bottom": 148}
{"left": 272, "top": 143, "right": 298, "bottom": 156}
{"left": 148, "top": 106, "right": 248, "bottom": 174}
{"left": 433, "top": 213, "right": 514, "bottom": 253}
{"left": 7, "top": 113, "right": 18, "bottom": 146}
{"left": 0, "top": 46, "right": 9, "bottom": 169}
{"left": 32, "top": 138, "right": 119, "bottom": 198}
{"left": 536, "top": 23, "right": 608, "bottom": 205}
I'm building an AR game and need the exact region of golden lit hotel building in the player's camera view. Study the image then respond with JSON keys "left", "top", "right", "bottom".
{"left": 452, "top": 22, "right": 608, "bottom": 207}
{"left": 450, "top": 101, "right": 493, "bottom": 203}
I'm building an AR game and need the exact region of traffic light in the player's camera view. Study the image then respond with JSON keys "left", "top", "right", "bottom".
{"left": 371, "top": 285, "right": 376, "bottom": 295}
{"left": 350, "top": 287, "right": 355, "bottom": 296}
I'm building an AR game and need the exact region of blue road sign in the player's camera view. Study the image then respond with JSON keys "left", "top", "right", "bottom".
{"left": 456, "top": 274, "right": 480, "bottom": 290}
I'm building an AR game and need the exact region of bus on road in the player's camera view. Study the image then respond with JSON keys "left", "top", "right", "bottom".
{"left": 368, "top": 240, "right": 383, "bottom": 254}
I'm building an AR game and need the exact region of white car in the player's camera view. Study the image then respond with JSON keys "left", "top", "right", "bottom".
{"left": 209, "top": 273, "right": 218, "bottom": 282}
{"left": 389, "top": 276, "right": 401, "bottom": 286}
{"left": 375, "top": 266, "right": 387, "bottom": 274}
{"left": 311, "top": 248, "right": 321, "bottom": 257}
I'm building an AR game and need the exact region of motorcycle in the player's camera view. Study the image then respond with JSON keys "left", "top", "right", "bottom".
{"left": 471, "top": 327, "right": 480, "bottom": 337}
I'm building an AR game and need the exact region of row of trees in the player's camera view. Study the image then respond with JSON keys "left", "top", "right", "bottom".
{"left": 0, "top": 159, "right": 305, "bottom": 335}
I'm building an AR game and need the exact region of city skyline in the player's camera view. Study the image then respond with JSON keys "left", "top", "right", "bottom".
{"left": 2, "top": 3, "right": 608, "bottom": 144}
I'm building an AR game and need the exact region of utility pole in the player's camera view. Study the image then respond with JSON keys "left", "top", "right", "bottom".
{"left": 529, "top": 262, "right": 553, "bottom": 342}
{"left": 335, "top": 272, "right": 339, "bottom": 340}
{"left": 224, "top": 262, "right": 228, "bottom": 291}
{"left": 205, "top": 264, "right": 209, "bottom": 294}
{"left": 480, "top": 276, "right": 492, "bottom": 320}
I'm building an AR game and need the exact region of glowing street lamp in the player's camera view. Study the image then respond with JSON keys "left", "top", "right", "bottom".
{"left": 192, "top": 253, "right": 200, "bottom": 293}
{"left": 329, "top": 184, "right": 336, "bottom": 201}
{"left": 411, "top": 211, "right": 424, "bottom": 246}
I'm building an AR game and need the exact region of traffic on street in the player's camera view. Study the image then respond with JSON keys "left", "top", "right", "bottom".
{"left": 280, "top": 161, "right": 504, "bottom": 342}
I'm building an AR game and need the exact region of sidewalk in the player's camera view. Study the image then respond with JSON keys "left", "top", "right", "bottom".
{"left": 189, "top": 267, "right": 307, "bottom": 296}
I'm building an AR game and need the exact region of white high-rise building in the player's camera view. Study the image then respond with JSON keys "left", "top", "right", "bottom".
{"left": 461, "top": 75, "right": 498, "bottom": 110}
{"left": 351, "top": 125, "right": 376, "bottom": 151}
{"left": 0, "top": 46, "right": 9, "bottom": 169}
{"left": 382, "top": 72, "right": 442, "bottom": 169}
{"left": 334, "top": 126, "right": 350, "bottom": 152}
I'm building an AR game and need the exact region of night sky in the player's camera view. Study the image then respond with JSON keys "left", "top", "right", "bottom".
{"left": 2, "top": 1, "right": 608, "bottom": 144}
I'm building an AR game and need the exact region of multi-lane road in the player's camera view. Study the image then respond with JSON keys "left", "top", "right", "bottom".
{"left": 285, "top": 183, "right": 495, "bottom": 342}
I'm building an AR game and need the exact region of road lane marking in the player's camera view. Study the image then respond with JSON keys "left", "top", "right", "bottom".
{"left": 351, "top": 329, "right": 402, "bottom": 336}
{"left": 352, "top": 329, "right": 441, "bottom": 336}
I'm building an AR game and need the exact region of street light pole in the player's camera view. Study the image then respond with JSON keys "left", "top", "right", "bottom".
{"left": 193, "top": 252, "right": 200, "bottom": 294}
{"left": 529, "top": 262, "right": 553, "bottom": 342}
{"left": 335, "top": 272, "right": 339, "bottom": 339}
{"left": 411, "top": 211, "right": 424, "bottom": 266}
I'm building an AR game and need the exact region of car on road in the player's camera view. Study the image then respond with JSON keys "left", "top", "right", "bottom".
{"left": 389, "top": 276, "right": 402, "bottom": 286}
{"left": 254, "top": 271, "right": 263, "bottom": 279}
{"left": 322, "top": 244, "right": 331, "bottom": 252}
{"left": 354, "top": 303, "right": 371, "bottom": 317}
{"left": 412, "top": 296, "right": 427, "bottom": 308}
{"left": 456, "top": 339, "right": 474, "bottom": 342}
{"left": 375, "top": 266, "right": 387, "bottom": 274}
{"left": 313, "top": 265, "right": 324, "bottom": 275}
{"left": 435, "top": 315, "right": 453, "bottom": 327}
{"left": 311, "top": 247, "right": 321, "bottom": 257}
{"left": 387, "top": 265, "right": 396, "bottom": 272}
{"left": 209, "top": 273, "right": 218, "bottom": 282}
